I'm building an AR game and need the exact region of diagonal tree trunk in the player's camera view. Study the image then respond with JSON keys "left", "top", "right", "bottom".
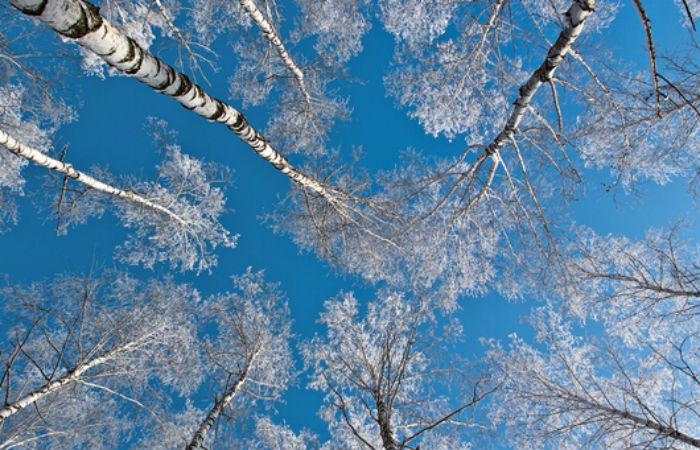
{"left": 570, "top": 393, "right": 700, "bottom": 448}
{"left": 0, "top": 128, "right": 187, "bottom": 226}
{"left": 484, "top": 0, "right": 595, "bottom": 156}
{"left": 239, "top": 0, "right": 312, "bottom": 106}
{"left": 0, "top": 342, "right": 135, "bottom": 421}
{"left": 185, "top": 356, "right": 255, "bottom": 450}
{"left": 7, "top": 0, "right": 332, "bottom": 197}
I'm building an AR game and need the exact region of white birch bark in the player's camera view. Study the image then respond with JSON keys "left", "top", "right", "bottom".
{"left": 185, "top": 355, "right": 255, "bottom": 450}
{"left": 484, "top": 0, "right": 595, "bottom": 155}
{"left": 238, "top": 0, "right": 312, "bottom": 106}
{"left": 0, "top": 342, "right": 133, "bottom": 421}
{"left": 6, "top": 0, "right": 331, "bottom": 197}
{"left": 0, "top": 128, "right": 187, "bottom": 226}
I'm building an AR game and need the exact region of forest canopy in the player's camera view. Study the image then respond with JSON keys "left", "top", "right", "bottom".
{"left": 0, "top": 0, "right": 698, "bottom": 449}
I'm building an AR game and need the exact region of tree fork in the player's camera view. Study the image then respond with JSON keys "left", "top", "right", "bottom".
{"left": 7, "top": 0, "right": 331, "bottom": 197}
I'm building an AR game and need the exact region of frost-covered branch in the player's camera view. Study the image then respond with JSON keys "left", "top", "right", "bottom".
{"left": 7, "top": 0, "right": 333, "bottom": 198}
{"left": 238, "top": 0, "right": 311, "bottom": 106}
{"left": 631, "top": 0, "right": 661, "bottom": 116}
{"left": 0, "top": 127, "right": 187, "bottom": 226}
{"left": 484, "top": 0, "right": 595, "bottom": 155}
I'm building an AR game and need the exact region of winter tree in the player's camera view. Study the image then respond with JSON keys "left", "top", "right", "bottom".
{"left": 137, "top": 268, "right": 295, "bottom": 450}
{"left": 484, "top": 223, "right": 700, "bottom": 449}
{"left": 485, "top": 303, "right": 700, "bottom": 450}
{"left": 0, "top": 1, "right": 697, "bottom": 449}
{"left": 279, "top": 0, "right": 699, "bottom": 302}
{"left": 560, "top": 223, "right": 700, "bottom": 344}
{"left": 6, "top": 0, "right": 697, "bottom": 296}
{"left": 0, "top": 270, "right": 202, "bottom": 449}
{"left": 1, "top": 121, "right": 236, "bottom": 272}
{"left": 303, "top": 291, "right": 493, "bottom": 450}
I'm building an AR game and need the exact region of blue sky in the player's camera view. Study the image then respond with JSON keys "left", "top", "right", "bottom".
{"left": 1, "top": 0, "right": 698, "bottom": 446}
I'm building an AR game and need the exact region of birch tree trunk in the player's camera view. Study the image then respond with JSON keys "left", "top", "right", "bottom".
{"left": 0, "top": 128, "right": 187, "bottom": 226}
{"left": 0, "top": 343, "right": 132, "bottom": 421}
{"left": 185, "top": 361, "right": 252, "bottom": 450}
{"left": 6, "top": 0, "right": 331, "bottom": 197}
{"left": 484, "top": 0, "right": 595, "bottom": 155}
{"left": 238, "top": 0, "right": 312, "bottom": 105}
{"left": 375, "top": 397, "right": 397, "bottom": 450}
{"left": 586, "top": 398, "right": 700, "bottom": 448}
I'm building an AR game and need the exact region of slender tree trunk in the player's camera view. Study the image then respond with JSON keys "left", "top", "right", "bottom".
{"left": 602, "top": 405, "right": 700, "bottom": 448}
{"left": 484, "top": 0, "right": 595, "bottom": 155}
{"left": 7, "top": 0, "right": 332, "bottom": 197}
{"left": 239, "top": 0, "right": 312, "bottom": 105}
{"left": 0, "top": 349, "right": 116, "bottom": 421}
{"left": 185, "top": 366, "right": 250, "bottom": 450}
{"left": 631, "top": 0, "right": 661, "bottom": 115}
{"left": 0, "top": 128, "right": 187, "bottom": 225}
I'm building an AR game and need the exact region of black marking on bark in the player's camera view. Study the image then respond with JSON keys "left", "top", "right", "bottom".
{"left": 172, "top": 74, "right": 192, "bottom": 97}
{"left": 117, "top": 38, "right": 136, "bottom": 64}
{"left": 577, "top": 0, "right": 595, "bottom": 12}
{"left": 61, "top": 0, "right": 102, "bottom": 38}
{"left": 252, "top": 139, "right": 265, "bottom": 151}
{"left": 193, "top": 85, "right": 205, "bottom": 107}
{"left": 21, "top": 0, "right": 48, "bottom": 16}
{"left": 152, "top": 60, "right": 172, "bottom": 91}
{"left": 231, "top": 114, "right": 248, "bottom": 133}
{"left": 124, "top": 46, "right": 144, "bottom": 74}
{"left": 207, "top": 101, "right": 225, "bottom": 122}
{"left": 93, "top": 24, "right": 113, "bottom": 55}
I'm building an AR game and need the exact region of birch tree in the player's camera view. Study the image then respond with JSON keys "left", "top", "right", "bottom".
{"left": 303, "top": 291, "right": 492, "bottom": 450}
{"left": 0, "top": 85, "right": 74, "bottom": 231}
{"left": 138, "top": 268, "right": 294, "bottom": 450}
{"left": 560, "top": 222, "right": 700, "bottom": 346}
{"left": 484, "top": 223, "right": 700, "bottom": 449}
{"left": 485, "top": 304, "right": 700, "bottom": 450}
{"left": 0, "top": 122, "right": 236, "bottom": 272}
{"left": 5, "top": 0, "right": 339, "bottom": 197}
{"left": 0, "top": 270, "right": 202, "bottom": 449}
{"left": 227, "top": 0, "right": 348, "bottom": 157}
{"left": 274, "top": 0, "right": 600, "bottom": 301}
{"left": 282, "top": 0, "right": 698, "bottom": 304}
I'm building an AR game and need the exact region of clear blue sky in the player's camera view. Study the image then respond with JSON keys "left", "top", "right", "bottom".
{"left": 0, "top": 0, "right": 697, "bottom": 446}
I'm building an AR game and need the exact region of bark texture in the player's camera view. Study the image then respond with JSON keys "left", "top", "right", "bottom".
{"left": 7, "top": 0, "right": 330, "bottom": 196}
{"left": 185, "top": 365, "right": 250, "bottom": 450}
{"left": 0, "top": 347, "right": 120, "bottom": 421}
